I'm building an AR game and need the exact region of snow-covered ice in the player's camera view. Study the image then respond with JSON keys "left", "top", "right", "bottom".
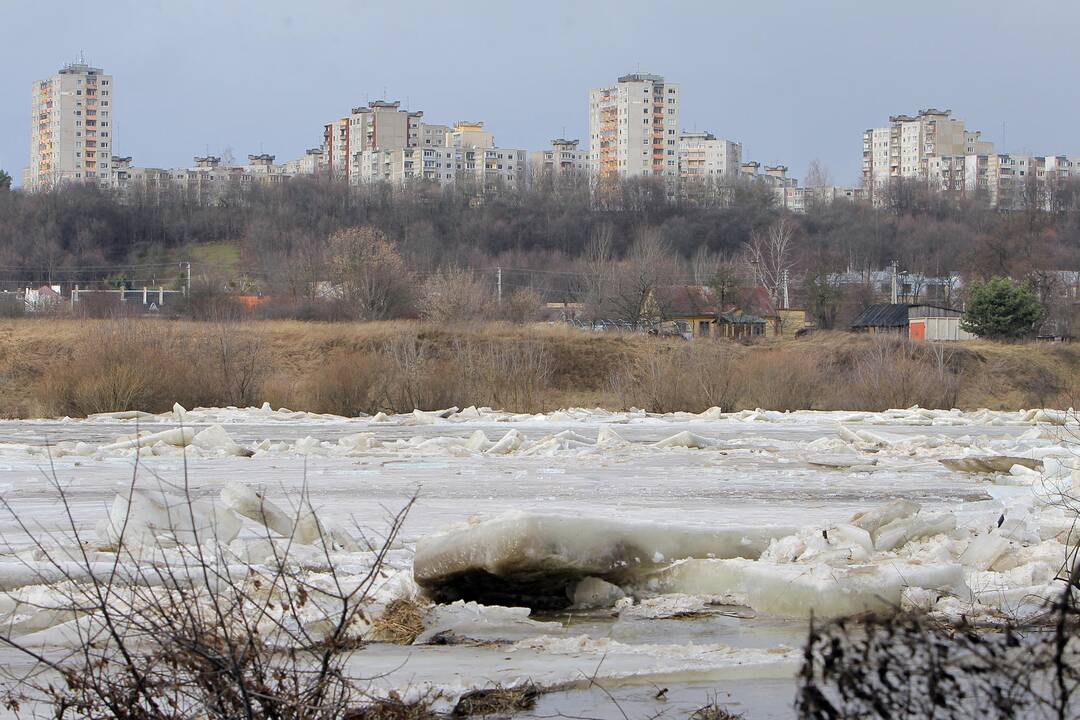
{"left": 0, "top": 403, "right": 1076, "bottom": 717}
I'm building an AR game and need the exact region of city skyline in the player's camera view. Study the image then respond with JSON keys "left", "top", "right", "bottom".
{"left": 5, "top": 1, "right": 1080, "bottom": 188}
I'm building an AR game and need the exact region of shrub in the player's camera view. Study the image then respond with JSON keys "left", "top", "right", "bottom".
{"left": 446, "top": 339, "right": 554, "bottom": 413}
{"left": 841, "top": 336, "right": 960, "bottom": 410}
{"left": 499, "top": 288, "right": 544, "bottom": 324}
{"left": 36, "top": 321, "right": 192, "bottom": 415}
{"left": 0, "top": 471, "right": 415, "bottom": 719}
{"left": 610, "top": 342, "right": 739, "bottom": 413}
{"left": 416, "top": 269, "right": 494, "bottom": 324}
{"left": 35, "top": 321, "right": 268, "bottom": 416}
{"left": 303, "top": 351, "right": 385, "bottom": 417}
{"left": 738, "top": 350, "right": 822, "bottom": 411}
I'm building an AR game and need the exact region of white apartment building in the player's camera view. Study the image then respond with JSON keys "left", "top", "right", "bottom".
{"left": 776, "top": 186, "right": 863, "bottom": 213}
{"left": 356, "top": 146, "right": 456, "bottom": 186}
{"left": 589, "top": 73, "right": 680, "bottom": 181}
{"left": 350, "top": 121, "right": 523, "bottom": 190}
{"left": 418, "top": 123, "right": 452, "bottom": 147}
{"left": 530, "top": 138, "right": 588, "bottom": 179}
{"left": 282, "top": 148, "right": 323, "bottom": 176}
{"left": 27, "top": 61, "right": 114, "bottom": 191}
{"left": 677, "top": 131, "right": 741, "bottom": 183}
{"left": 862, "top": 109, "right": 993, "bottom": 194}
{"left": 457, "top": 147, "right": 526, "bottom": 189}
{"left": 447, "top": 123, "right": 525, "bottom": 189}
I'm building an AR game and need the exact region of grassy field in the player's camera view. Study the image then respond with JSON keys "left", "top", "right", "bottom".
{"left": 0, "top": 319, "right": 1076, "bottom": 418}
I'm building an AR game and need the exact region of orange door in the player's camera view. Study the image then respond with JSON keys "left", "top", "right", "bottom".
{"left": 909, "top": 320, "right": 926, "bottom": 341}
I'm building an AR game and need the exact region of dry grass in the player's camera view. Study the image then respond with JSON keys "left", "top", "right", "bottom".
{"left": 690, "top": 700, "right": 744, "bottom": 720}
{"left": 370, "top": 599, "right": 426, "bottom": 645}
{"left": 451, "top": 683, "right": 542, "bottom": 717}
{"left": 2, "top": 319, "right": 1079, "bottom": 418}
{"left": 343, "top": 693, "right": 438, "bottom": 720}
{"left": 32, "top": 320, "right": 268, "bottom": 417}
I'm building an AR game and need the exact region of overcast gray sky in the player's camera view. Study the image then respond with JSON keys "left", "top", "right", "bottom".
{"left": 4, "top": 0, "right": 1079, "bottom": 187}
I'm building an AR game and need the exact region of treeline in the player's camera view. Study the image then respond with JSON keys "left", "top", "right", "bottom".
{"left": 1, "top": 175, "right": 1079, "bottom": 327}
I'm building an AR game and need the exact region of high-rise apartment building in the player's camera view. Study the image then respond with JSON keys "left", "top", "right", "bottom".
{"left": 323, "top": 100, "right": 426, "bottom": 181}
{"left": 861, "top": 109, "right": 992, "bottom": 193}
{"left": 588, "top": 73, "right": 680, "bottom": 181}
{"left": 677, "top": 131, "right": 741, "bottom": 183}
{"left": 28, "top": 60, "right": 114, "bottom": 191}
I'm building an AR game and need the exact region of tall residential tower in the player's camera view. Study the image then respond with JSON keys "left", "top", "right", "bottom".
{"left": 28, "top": 60, "right": 114, "bottom": 191}
{"left": 588, "top": 73, "right": 680, "bottom": 181}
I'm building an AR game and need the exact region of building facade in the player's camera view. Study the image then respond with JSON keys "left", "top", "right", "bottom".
{"left": 588, "top": 73, "right": 680, "bottom": 181}
{"left": 677, "top": 131, "right": 740, "bottom": 182}
{"left": 355, "top": 146, "right": 457, "bottom": 186}
{"left": 27, "top": 61, "right": 114, "bottom": 191}
{"left": 530, "top": 138, "right": 588, "bottom": 181}
{"left": 861, "top": 109, "right": 993, "bottom": 196}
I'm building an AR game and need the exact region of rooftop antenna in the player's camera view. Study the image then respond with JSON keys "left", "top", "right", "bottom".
{"left": 382, "top": 85, "right": 387, "bottom": 100}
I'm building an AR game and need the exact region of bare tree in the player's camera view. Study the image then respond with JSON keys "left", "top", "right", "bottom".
{"left": 804, "top": 158, "right": 832, "bottom": 188}
{"left": 744, "top": 217, "right": 798, "bottom": 306}
{"left": 608, "top": 226, "right": 678, "bottom": 326}
{"left": 690, "top": 246, "right": 722, "bottom": 286}
{"left": 581, "top": 222, "right": 615, "bottom": 319}
{"left": 327, "top": 226, "right": 414, "bottom": 320}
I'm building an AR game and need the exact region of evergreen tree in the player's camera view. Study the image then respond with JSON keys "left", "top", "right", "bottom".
{"left": 961, "top": 277, "right": 1046, "bottom": 340}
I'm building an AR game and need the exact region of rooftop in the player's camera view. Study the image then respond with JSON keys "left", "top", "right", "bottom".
{"left": 58, "top": 62, "right": 103, "bottom": 75}
{"left": 617, "top": 73, "right": 665, "bottom": 83}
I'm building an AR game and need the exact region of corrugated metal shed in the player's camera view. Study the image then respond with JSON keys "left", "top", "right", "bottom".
{"left": 850, "top": 304, "right": 910, "bottom": 328}
{"left": 908, "top": 305, "right": 963, "bottom": 319}
{"left": 852, "top": 303, "right": 963, "bottom": 328}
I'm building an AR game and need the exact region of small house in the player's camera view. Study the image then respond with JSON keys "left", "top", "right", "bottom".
{"left": 651, "top": 285, "right": 720, "bottom": 338}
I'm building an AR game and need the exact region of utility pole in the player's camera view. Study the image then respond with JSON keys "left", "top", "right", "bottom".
{"left": 182, "top": 261, "right": 191, "bottom": 296}
{"left": 496, "top": 266, "right": 502, "bottom": 304}
{"left": 890, "top": 259, "right": 899, "bottom": 304}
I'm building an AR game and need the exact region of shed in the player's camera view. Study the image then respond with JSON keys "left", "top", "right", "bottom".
{"left": 851, "top": 303, "right": 973, "bottom": 341}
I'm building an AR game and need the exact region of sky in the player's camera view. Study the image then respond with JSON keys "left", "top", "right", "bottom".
{"left": 4, "top": 0, "right": 1080, "bottom": 187}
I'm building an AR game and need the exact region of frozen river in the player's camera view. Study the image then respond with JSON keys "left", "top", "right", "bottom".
{"left": 0, "top": 404, "right": 1073, "bottom": 718}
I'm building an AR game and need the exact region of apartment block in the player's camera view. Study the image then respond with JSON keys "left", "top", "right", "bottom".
{"left": 356, "top": 146, "right": 457, "bottom": 186}
{"left": 589, "top": 73, "right": 680, "bottom": 180}
{"left": 677, "top": 131, "right": 741, "bottom": 183}
{"left": 418, "top": 123, "right": 452, "bottom": 147}
{"left": 322, "top": 100, "right": 427, "bottom": 182}
{"left": 530, "top": 138, "right": 588, "bottom": 179}
{"left": 28, "top": 61, "right": 114, "bottom": 191}
{"left": 349, "top": 100, "right": 424, "bottom": 152}
{"left": 281, "top": 148, "right": 323, "bottom": 176}
{"left": 738, "top": 162, "right": 797, "bottom": 189}
{"left": 322, "top": 118, "right": 350, "bottom": 180}
{"left": 776, "top": 186, "right": 863, "bottom": 213}
{"left": 861, "top": 109, "right": 992, "bottom": 194}
{"left": 447, "top": 123, "right": 525, "bottom": 189}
